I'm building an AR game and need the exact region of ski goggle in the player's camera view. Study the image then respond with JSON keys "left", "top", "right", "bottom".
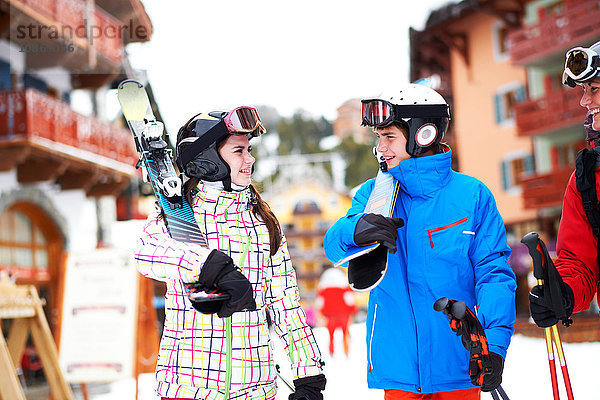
{"left": 562, "top": 46, "right": 600, "bottom": 87}
{"left": 361, "top": 99, "right": 450, "bottom": 127}
{"left": 224, "top": 106, "right": 266, "bottom": 137}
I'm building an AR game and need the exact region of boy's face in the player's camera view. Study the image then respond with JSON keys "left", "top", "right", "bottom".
{"left": 375, "top": 125, "right": 411, "bottom": 169}
{"left": 580, "top": 78, "right": 600, "bottom": 130}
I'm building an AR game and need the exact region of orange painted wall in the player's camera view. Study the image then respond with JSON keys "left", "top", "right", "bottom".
{"left": 447, "top": 13, "right": 536, "bottom": 224}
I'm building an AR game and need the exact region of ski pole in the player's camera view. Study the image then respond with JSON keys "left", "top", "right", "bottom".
{"left": 491, "top": 386, "right": 511, "bottom": 400}
{"left": 551, "top": 324, "right": 574, "bottom": 400}
{"left": 521, "top": 232, "right": 574, "bottom": 400}
{"left": 434, "top": 298, "right": 511, "bottom": 400}
{"left": 275, "top": 364, "right": 295, "bottom": 392}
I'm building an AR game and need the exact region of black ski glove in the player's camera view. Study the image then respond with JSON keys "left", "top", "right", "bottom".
{"left": 472, "top": 351, "right": 504, "bottom": 392}
{"left": 354, "top": 214, "right": 404, "bottom": 254}
{"left": 288, "top": 374, "right": 326, "bottom": 400}
{"left": 529, "top": 281, "right": 574, "bottom": 328}
{"left": 193, "top": 249, "right": 256, "bottom": 318}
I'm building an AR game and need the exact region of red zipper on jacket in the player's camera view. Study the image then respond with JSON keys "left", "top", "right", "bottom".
{"left": 427, "top": 217, "right": 468, "bottom": 248}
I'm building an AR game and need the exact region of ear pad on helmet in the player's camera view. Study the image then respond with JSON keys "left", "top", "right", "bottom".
{"left": 415, "top": 124, "right": 437, "bottom": 147}
{"left": 185, "top": 158, "right": 220, "bottom": 177}
{"left": 183, "top": 148, "right": 230, "bottom": 182}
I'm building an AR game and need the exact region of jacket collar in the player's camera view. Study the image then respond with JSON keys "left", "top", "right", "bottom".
{"left": 193, "top": 182, "right": 252, "bottom": 216}
{"left": 387, "top": 147, "right": 453, "bottom": 198}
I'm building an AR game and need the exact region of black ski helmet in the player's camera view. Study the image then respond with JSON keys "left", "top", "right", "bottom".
{"left": 175, "top": 109, "right": 265, "bottom": 190}
{"left": 362, "top": 84, "right": 451, "bottom": 157}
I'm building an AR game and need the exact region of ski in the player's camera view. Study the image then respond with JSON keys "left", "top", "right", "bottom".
{"left": 117, "top": 79, "right": 228, "bottom": 302}
{"left": 335, "top": 151, "right": 400, "bottom": 292}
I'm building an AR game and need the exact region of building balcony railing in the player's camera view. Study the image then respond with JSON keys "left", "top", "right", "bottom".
{"left": 0, "top": 88, "right": 137, "bottom": 196}
{"left": 10, "top": 0, "right": 124, "bottom": 64}
{"left": 508, "top": 1, "right": 600, "bottom": 65}
{"left": 515, "top": 85, "right": 583, "bottom": 137}
{"left": 520, "top": 168, "right": 573, "bottom": 210}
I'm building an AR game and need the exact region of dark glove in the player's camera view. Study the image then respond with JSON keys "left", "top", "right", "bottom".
{"left": 354, "top": 214, "right": 404, "bottom": 253}
{"left": 186, "top": 283, "right": 226, "bottom": 315}
{"left": 471, "top": 351, "right": 504, "bottom": 392}
{"left": 529, "top": 281, "right": 574, "bottom": 328}
{"left": 195, "top": 249, "right": 256, "bottom": 318}
{"left": 288, "top": 374, "right": 326, "bottom": 400}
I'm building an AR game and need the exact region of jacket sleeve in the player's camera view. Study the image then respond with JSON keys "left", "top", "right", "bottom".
{"left": 323, "top": 179, "right": 374, "bottom": 265}
{"left": 469, "top": 186, "right": 517, "bottom": 359}
{"left": 265, "top": 235, "right": 324, "bottom": 379}
{"left": 555, "top": 172, "right": 599, "bottom": 313}
{"left": 134, "top": 211, "right": 212, "bottom": 283}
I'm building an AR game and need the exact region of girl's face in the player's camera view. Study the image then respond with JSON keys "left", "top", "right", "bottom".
{"left": 580, "top": 78, "right": 600, "bottom": 130}
{"left": 218, "top": 135, "right": 255, "bottom": 187}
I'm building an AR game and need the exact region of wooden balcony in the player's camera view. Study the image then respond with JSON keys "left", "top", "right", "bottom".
{"left": 0, "top": 88, "right": 137, "bottom": 197}
{"left": 520, "top": 168, "right": 573, "bottom": 210}
{"left": 2, "top": 0, "right": 149, "bottom": 85}
{"left": 515, "top": 84, "right": 583, "bottom": 137}
{"left": 508, "top": 0, "right": 600, "bottom": 66}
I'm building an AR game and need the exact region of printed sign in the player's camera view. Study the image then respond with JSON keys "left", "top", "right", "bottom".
{"left": 59, "top": 249, "right": 138, "bottom": 382}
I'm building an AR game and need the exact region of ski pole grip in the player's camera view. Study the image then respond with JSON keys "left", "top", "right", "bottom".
{"left": 520, "top": 232, "right": 544, "bottom": 280}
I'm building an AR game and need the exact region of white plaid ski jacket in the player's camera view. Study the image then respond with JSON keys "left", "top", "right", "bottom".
{"left": 135, "top": 183, "right": 323, "bottom": 399}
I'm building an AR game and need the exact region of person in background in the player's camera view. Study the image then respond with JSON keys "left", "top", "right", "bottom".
{"left": 135, "top": 108, "right": 325, "bottom": 400}
{"left": 529, "top": 41, "right": 600, "bottom": 328}
{"left": 316, "top": 267, "right": 357, "bottom": 356}
{"left": 323, "top": 84, "right": 516, "bottom": 400}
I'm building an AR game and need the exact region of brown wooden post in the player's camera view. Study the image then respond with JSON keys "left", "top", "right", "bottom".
{"left": 134, "top": 275, "right": 160, "bottom": 398}
{"left": 0, "top": 274, "right": 75, "bottom": 400}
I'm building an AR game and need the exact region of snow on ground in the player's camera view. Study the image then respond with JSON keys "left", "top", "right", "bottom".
{"left": 96, "top": 323, "right": 600, "bottom": 399}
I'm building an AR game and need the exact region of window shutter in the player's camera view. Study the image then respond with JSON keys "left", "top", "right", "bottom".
{"left": 501, "top": 160, "right": 511, "bottom": 190}
{"left": 524, "top": 154, "right": 535, "bottom": 174}
{"left": 494, "top": 94, "right": 502, "bottom": 123}
{"left": 0, "top": 60, "right": 10, "bottom": 90}
{"left": 516, "top": 86, "right": 526, "bottom": 103}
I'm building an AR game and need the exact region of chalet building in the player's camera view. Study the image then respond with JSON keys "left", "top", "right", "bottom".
{"left": 411, "top": 0, "right": 600, "bottom": 337}
{"left": 333, "top": 98, "right": 372, "bottom": 145}
{"left": 0, "top": 0, "right": 161, "bottom": 384}
{"left": 264, "top": 165, "right": 353, "bottom": 312}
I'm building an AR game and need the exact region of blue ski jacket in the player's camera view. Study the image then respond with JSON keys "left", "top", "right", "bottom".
{"left": 324, "top": 149, "right": 516, "bottom": 394}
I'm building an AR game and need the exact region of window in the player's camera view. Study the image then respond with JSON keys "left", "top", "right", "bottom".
{"left": 300, "top": 219, "right": 314, "bottom": 231}
{"left": 302, "top": 238, "right": 313, "bottom": 250}
{"left": 0, "top": 209, "right": 50, "bottom": 281}
{"left": 551, "top": 141, "right": 585, "bottom": 169}
{"left": 492, "top": 21, "right": 511, "bottom": 62}
{"left": 304, "top": 261, "right": 316, "bottom": 273}
{"left": 494, "top": 84, "right": 526, "bottom": 125}
{"left": 502, "top": 154, "right": 534, "bottom": 190}
{"left": 0, "top": 59, "right": 10, "bottom": 90}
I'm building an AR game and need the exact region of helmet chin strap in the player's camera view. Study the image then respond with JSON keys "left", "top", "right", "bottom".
{"left": 223, "top": 176, "right": 232, "bottom": 192}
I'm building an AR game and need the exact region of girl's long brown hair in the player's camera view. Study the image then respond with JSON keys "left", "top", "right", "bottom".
{"left": 184, "top": 178, "right": 282, "bottom": 257}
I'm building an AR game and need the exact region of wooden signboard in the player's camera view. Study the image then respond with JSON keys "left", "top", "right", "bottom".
{"left": 0, "top": 271, "right": 74, "bottom": 400}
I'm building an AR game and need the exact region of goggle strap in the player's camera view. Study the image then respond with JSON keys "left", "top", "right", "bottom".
{"left": 394, "top": 104, "right": 450, "bottom": 118}
{"left": 179, "top": 120, "right": 229, "bottom": 167}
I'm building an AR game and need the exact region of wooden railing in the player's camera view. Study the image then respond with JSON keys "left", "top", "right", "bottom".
{"left": 11, "top": 0, "right": 123, "bottom": 64}
{"left": 520, "top": 168, "right": 573, "bottom": 209}
{"left": 0, "top": 88, "right": 137, "bottom": 168}
{"left": 508, "top": 1, "right": 600, "bottom": 65}
{"left": 514, "top": 85, "right": 584, "bottom": 136}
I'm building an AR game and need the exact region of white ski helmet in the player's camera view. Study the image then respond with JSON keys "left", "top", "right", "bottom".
{"left": 361, "top": 84, "right": 451, "bottom": 157}
{"left": 563, "top": 40, "right": 600, "bottom": 88}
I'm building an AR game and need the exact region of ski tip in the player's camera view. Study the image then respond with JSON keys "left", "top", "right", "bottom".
{"left": 118, "top": 79, "right": 143, "bottom": 90}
